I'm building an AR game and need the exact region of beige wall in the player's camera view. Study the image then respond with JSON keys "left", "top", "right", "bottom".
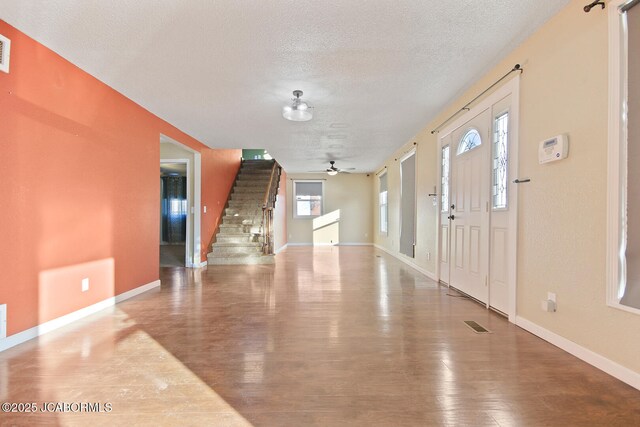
{"left": 374, "top": 145, "right": 439, "bottom": 273}
{"left": 287, "top": 173, "right": 373, "bottom": 245}
{"left": 374, "top": 0, "right": 640, "bottom": 374}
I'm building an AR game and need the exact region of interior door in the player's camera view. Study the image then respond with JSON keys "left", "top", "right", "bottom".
{"left": 449, "top": 109, "right": 491, "bottom": 302}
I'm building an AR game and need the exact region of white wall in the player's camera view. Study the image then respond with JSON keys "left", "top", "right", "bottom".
{"left": 374, "top": 0, "right": 640, "bottom": 379}
{"left": 287, "top": 173, "right": 373, "bottom": 245}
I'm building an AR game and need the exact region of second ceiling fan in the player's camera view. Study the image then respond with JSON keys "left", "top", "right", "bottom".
{"left": 309, "top": 161, "right": 355, "bottom": 176}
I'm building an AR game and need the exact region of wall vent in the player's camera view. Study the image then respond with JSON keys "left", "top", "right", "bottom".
{"left": 0, "top": 34, "right": 11, "bottom": 74}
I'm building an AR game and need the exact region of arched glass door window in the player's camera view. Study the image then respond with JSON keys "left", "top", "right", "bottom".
{"left": 457, "top": 128, "right": 482, "bottom": 155}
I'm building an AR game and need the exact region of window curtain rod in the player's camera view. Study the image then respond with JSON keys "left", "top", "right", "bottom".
{"left": 395, "top": 142, "right": 417, "bottom": 161}
{"left": 621, "top": 0, "right": 639, "bottom": 12}
{"left": 430, "top": 64, "right": 523, "bottom": 135}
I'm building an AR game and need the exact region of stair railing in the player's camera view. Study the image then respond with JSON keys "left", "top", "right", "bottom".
{"left": 261, "top": 160, "right": 281, "bottom": 255}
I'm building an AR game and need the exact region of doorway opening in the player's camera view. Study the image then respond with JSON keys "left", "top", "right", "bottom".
{"left": 160, "top": 163, "right": 187, "bottom": 267}
{"left": 160, "top": 134, "right": 202, "bottom": 268}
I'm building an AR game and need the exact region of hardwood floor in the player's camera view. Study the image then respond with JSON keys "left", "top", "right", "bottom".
{"left": 1, "top": 246, "right": 639, "bottom": 426}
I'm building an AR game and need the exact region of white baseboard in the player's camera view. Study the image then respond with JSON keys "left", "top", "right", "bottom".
{"left": 0, "top": 280, "right": 161, "bottom": 353}
{"left": 374, "top": 244, "right": 438, "bottom": 281}
{"left": 516, "top": 316, "right": 640, "bottom": 391}
{"left": 275, "top": 243, "right": 288, "bottom": 254}
{"left": 114, "top": 280, "right": 161, "bottom": 303}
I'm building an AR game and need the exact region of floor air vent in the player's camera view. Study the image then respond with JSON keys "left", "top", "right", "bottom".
{"left": 464, "top": 320, "right": 491, "bottom": 333}
{"left": 0, "top": 34, "right": 11, "bottom": 73}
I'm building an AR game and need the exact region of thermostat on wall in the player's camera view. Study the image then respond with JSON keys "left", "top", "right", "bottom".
{"left": 538, "top": 134, "right": 569, "bottom": 164}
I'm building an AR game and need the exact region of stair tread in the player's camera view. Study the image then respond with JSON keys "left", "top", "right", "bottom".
{"left": 212, "top": 242, "right": 262, "bottom": 247}
{"left": 208, "top": 252, "right": 263, "bottom": 258}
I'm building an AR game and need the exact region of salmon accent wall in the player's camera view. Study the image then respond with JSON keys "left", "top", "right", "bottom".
{"left": 201, "top": 149, "right": 241, "bottom": 260}
{"left": 0, "top": 20, "right": 240, "bottom": 337}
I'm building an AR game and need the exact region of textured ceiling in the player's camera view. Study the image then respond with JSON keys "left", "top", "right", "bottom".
{"left": 0, "top": 0, "right": 570, "bottom": 172}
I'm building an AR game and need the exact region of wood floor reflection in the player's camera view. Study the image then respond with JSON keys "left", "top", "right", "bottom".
{"left": 1, "top": 246, "right": 640, "bottom": 426}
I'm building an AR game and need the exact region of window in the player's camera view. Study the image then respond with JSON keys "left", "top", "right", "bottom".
{"left": 457, "top": 128, "right": 482, "bottom": 155}
{"left": 608, "top": 0, "right": 640, "bottom": 313}
{"left": 492, "top": 112, "right": 509, "bottom": 209}
{"left": 294, "top": 181, "right": 323, "bottom": 218}
{"left": 399, "top": 152, "right": 416, "bottom": 258}
{"left": 441, "top": 145, "right": 450, "bottom": 212}
{"left": 379, "top": 173, "right": 388, "bottom": 234}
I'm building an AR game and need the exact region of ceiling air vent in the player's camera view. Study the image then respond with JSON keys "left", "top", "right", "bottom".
{"left": 0, "top": 34, "right": 11, "bottom": 74}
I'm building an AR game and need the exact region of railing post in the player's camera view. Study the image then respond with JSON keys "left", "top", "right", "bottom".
{"left": 260, "top": 160, "right": 281, "bottom": 256}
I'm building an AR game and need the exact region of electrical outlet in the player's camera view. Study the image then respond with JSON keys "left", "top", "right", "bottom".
{"left": 541, "top": 296, "right": 557, "bottom": 312}
{"left": 0, "top": 304, "right": 6, "bottom": 339}
{"left": 426, "top": 252, "right": 431, "bottom": 261}
{"left": 81, "top": 278, "right": 90, "bottom": 292}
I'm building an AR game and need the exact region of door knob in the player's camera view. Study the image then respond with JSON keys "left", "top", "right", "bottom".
{"left": 448, "top": 214, "right": 455, "bottom": 220}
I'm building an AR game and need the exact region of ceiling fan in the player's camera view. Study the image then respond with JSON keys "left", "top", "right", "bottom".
{"left": 309, "top": 161, "right": 355, "bottom": 176}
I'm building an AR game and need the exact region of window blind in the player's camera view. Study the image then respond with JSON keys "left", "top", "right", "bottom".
{"left": 621, "top": 3, "right": 640, "bottom": 308}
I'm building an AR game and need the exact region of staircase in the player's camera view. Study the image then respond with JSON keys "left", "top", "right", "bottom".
{"left": 207, "top": 159, "right": 279, "bottom": 265}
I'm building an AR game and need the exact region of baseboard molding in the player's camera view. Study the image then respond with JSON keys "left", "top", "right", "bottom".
{"left": 275, "top": 243, "right": 288, "bottom": 254}
{"left": 373, "top": 244, "right": 438, "bottom": 281}
{"left": 114, "top": 280, "right": 161, "bottom": 303}
{"left": 516, "top": 316, "right": 640, "bottom": 391}
{"left": 0, "top": 279, "right": 161, "bottom": 353}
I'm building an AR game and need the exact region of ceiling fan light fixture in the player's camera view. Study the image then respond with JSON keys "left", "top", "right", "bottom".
{"left": 327, "top": 169, "right": 338, "bottom": 176}
{"left": 282, "top": 90, "right": 313, "bottom": 122}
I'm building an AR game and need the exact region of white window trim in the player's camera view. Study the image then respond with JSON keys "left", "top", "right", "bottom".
{"left": 607, "top": 0, "right": 640, "bottom": 314}
{"left": 293, "top": 180, "right": 324, "bottom": 219}
{"left": 379, "top": 171, "right": 388, "bottom": 235}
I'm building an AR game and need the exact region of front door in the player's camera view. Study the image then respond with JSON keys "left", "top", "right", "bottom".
{"left": 449, "top": 109, "right": 491, "bottom": 302}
